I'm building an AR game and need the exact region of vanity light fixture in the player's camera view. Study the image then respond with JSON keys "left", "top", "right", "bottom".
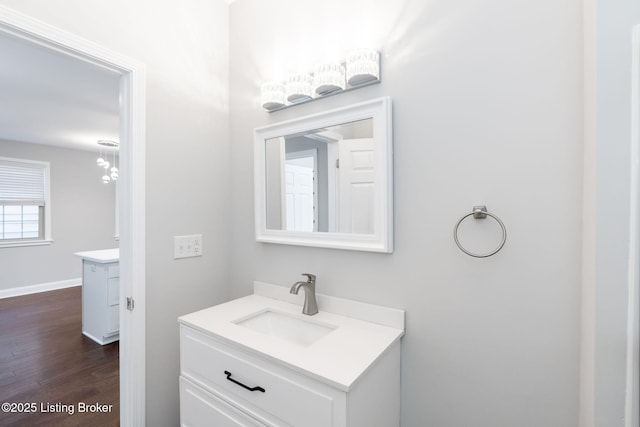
{"left": 260, "top": 49, "right": 381, "bottom": 112}
{"left": 96, "top": 140, "right": 119, "bottom": 184}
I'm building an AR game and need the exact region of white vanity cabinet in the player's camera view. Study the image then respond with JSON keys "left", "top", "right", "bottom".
{"left": 179, "top": 281, "right": 405, "bottom": 427}
{"left": 75, "top": 249, "right": 120, "bottom": 345}
{"left": 180, "top": 325, "right": 400, "bottom": 427}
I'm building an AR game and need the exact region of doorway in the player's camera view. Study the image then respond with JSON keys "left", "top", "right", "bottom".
{"left": 0, "top": 5, "right": 146, "bottom": 426}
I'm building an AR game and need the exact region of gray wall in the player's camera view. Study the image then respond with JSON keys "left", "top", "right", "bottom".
{"left": 0, "top": 140, "right": 116, "bottom": 290}
{"left": 229, "top": 0, "right": 582, "bottom": 426}
{"left": 0, "top": 1, "right": 231, "bottom": 425}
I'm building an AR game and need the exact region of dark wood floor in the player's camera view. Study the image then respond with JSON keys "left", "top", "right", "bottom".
{"left": 0, "top": 287, "right": 119, "bottom": 426}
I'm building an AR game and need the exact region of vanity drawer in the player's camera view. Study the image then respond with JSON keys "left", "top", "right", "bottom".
{"left": 180, "top": 376, "right": 266, "bottom": 427}
{"left": 180, "top": 326, "right": 336, "bottom": 427}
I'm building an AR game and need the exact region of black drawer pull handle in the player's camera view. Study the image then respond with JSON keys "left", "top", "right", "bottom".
{"left": 224, "top": 370, "right": 265, "bottom": 393}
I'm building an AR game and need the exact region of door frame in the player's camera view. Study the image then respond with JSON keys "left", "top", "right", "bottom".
{"left": 0, "top": 6, "right": 146, "bottom": 426}
{"left": 626, "top": 24, "right": 640, "bottom": 427}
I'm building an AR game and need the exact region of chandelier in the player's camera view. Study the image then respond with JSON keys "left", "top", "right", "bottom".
{"left": 96, "top": 140, "right": 119, "bottom": 184}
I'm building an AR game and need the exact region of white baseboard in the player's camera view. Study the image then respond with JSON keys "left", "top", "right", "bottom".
{"left": 0, "top": 278, "right": 82, "bottom": 299}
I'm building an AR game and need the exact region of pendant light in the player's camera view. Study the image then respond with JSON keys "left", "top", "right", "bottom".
{"left": 97, "top": 140, "right": 119, "bottom": 184}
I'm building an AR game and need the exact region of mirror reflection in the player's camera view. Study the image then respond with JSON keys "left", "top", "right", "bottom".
{"left": 265, "top": 118, "right": 374, "bottom": 234}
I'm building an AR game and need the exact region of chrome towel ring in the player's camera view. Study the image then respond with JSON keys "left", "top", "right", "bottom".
{"left": 454, "top": 205, "right": 506, "bottom": 258}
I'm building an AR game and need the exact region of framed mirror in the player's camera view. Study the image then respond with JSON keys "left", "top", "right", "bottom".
{"left": 254, "top": 97, "right": 392, "bottom": 252}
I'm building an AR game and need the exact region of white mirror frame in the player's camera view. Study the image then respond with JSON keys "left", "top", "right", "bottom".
{"left": 254, "top": 96, "right": 393, "bottom": 252}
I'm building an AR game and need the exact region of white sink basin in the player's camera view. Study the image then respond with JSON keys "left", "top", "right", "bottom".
{"left": 234, "top": 309, "right": 337, "bottom": 347}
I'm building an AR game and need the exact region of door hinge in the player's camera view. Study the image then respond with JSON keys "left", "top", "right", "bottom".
{"left": 336, "top": 158, "right": 340, "bottom": 168}
{"left": 126, "top": 297, "right": 135, "bottom": 311}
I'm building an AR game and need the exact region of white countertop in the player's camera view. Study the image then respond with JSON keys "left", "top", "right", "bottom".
{"left": 179, "top": 283, "right": 405, "bottom": 391}
{"left": 74, "top": 248, "right": 119, "bottom": 263}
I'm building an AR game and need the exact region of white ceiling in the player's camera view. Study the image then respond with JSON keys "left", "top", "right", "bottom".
{"left": 0, "top": 31, "right": 120, "bottom": 153}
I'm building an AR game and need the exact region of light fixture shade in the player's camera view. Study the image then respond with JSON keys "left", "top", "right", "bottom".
{"left": 285, "top": 73, "right": 313, "bottom": 103}
{"left": 261, "top": 82, "right": 285, "bottom": 110}
{"left": 96, "top": 157, "right": 105, "bottom": 166}
{"left": 313, "top": 63, "right": 345, "bottom": 96}
{"left": 102, "top": 174, "right": 111, "bottom": 184}
{"left": 346, "top": 49, "right": 380, "bottom": 87}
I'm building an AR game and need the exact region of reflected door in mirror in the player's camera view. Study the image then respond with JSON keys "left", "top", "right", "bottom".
{"left": 265, "top": 118, "right": 373, "bottom": 234}
{"left": 337, "top": 138, "right": 374, "bottom": 234}
{"left": 284, "top": 150, "right": 317, "bottom": 232}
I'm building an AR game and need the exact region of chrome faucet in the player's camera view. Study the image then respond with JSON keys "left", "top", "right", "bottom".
{"left": 290, "top": 273, "right": 318, "bottom": 315}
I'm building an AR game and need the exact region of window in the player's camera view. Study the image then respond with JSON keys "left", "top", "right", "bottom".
{"left": 0, "top": 157, "right": 51, "bottom": 246}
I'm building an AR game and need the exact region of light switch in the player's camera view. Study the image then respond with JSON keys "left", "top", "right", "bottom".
{"left": 174, "top": 234, "right": 203, "bottom": 259}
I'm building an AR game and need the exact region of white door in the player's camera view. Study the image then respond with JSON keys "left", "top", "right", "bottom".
{"left": 337, "top": 138, "right": 374, "bottom": 234}
{"left": 284, "top": 152, "right": 317, "bottom": 232}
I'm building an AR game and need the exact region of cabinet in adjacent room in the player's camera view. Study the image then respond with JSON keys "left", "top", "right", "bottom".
{"left": 75, "top": 249, "right": 120, "bottom": 345}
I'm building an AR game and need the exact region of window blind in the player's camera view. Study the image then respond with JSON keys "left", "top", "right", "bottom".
{"left": 0, "top": 159, "right": 47, "bottom": 206}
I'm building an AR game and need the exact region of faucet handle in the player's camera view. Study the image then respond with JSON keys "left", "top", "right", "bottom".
{"left": 301, "top": 273, "right": 316, "bottom": 284}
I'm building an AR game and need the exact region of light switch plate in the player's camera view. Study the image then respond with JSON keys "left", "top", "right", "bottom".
{"left": 174, "top": 234, "right": 203, "bottom": 259}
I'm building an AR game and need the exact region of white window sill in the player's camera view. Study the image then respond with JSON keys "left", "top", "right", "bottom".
{"left": 0, "top": 239, "right": 53, "bottom": 249}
